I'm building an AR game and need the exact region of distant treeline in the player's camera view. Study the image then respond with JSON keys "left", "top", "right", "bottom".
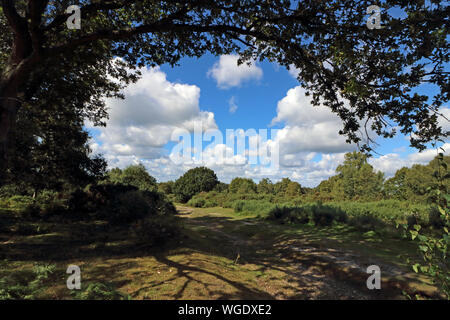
{"left": 158, "top": 151, "right": 450, "bottom": 205}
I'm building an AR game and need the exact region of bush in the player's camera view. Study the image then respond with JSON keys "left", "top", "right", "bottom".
{"left": 0, "top": 264, "right": 56, "bottom": 300}
{"left": 233, "top": 200, "right": 245, "bottom": 212}
{"left": 187, "top": 197, "right": 206, "bottom": 208}
{"left": 108, "top": 191, "right": 154, "bottom": 224}
{"left": 67, "top": 183, "right": 176, "bottom": 224}
{"left": 349, "top": 215, "right": 385, "bottom": 232}
{"left": 72, "top": 282, "right": 128, "bottom": 300}
{"left": 106, "top": 164, "right": 157, "bottom": 192}
{"left": 312, "top": 209, "right": 334, "bottom": 226}
{"left": 131, "top": 215, "right": 181, "bottom": 247}
{"left": 311, "top": 204, "right": 348, "bottom": 227}
{"left": 34, "top": 190, "right": 67, "bottom": 218}
{"left": 428, "top": 206, "right": 445, "bottom": 229}
{"left": 267, "top": 206, "right": 292, "bottom": 220}
{"left": 204, "top": 200, "right": 218, "bottom": 207}
{"left": 267, "top": 206, "right": 312, "bottom": 225}
{"left": 174, "top": 167, "right": 219, "bottom": 202}
{"left": 289, "top": 207, "right": 312, "bottom": 224}
{"left": 1, "top": 195, "right": 34, "bottom": 211}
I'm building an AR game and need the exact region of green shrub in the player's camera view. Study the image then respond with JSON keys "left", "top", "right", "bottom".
{"left": 233, "top": 200, "right": 245, "bottom": 212}
{"left": 187, "top": 197, "right": 206, "bottom": 208}
{"left": 349, "top": 215, "right": 385, "bottom": 232}
{"left": 310, "top": 204, "right": 347, "bottom": 227}
{"left": 72, "top": 282, "right": 128, "bottom": 300}
{"left": 428, "top": 206, "right": 445, "bottom": 229}
{"left": 267, "top": 206, "right": 292, "bottom": 220}
{"left": 34, "top": 190, "right": 67, "bottom": 218}
{"left": 106, "top": 164, "right": 158, "bottom": 192}
{"left": 204, "top": 200, "right": 218, "bottom": 207}
{"left": 108, "top": 190, "right": 154, "bottom": 225}
{"left": 131, "top": 215, "right": 181, "bottom": 247}
{"left": 68, "top": 184, "right": 176, "bottom": 224}
{"left": 173, "top": 167, "right": 218, "bottom": 202}
{"left": 288, "top": 207, "right": 312, "bottom": 224}
{"left": 2, "top": 195, "right": 34, "bottom": 210}
{"left": 312, "top": 209, "right": 334, "bottom": 226}
{"left": 0, "top": 264, "right": 56, "bottom": 300}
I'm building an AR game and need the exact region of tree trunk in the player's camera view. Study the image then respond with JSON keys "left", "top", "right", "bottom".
{"left": 0, "top": 92, "right": 19, "bottom": 186}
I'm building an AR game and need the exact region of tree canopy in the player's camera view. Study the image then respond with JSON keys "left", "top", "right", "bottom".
{"left": 174, "top": 166, "right": 218, "bottom": 202}
{"left": 0, "top": 0, "right": 449, "bottom": 183}
{"left": 107, "top": 164, "right": 158, "bottom": 192}
{"left": 317, "top": 151, "right": 384, "bottom": 201}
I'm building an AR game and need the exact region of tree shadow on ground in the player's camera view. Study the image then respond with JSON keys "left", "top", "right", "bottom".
{"left": 0, "top": 209, "right": 433, "bottom": 299}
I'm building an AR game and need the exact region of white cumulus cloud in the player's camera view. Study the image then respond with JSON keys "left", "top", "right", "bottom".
{"left": 89, "top": 66, "right": 217, "bottom": 163}
{"left": 207, "top": 54, "right": 263, "bottom": 89}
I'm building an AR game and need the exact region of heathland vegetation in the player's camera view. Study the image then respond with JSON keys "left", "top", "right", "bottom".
{"left": 1, "top": 150, "right": 448, "bottom": 299}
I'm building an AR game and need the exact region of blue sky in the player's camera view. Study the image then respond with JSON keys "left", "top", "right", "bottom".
{"left": 87, "top": 54, "right": 449, "bottom": 187}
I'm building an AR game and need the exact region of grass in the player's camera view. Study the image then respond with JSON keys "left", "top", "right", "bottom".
{"left": 0, "top": 205, "right": 443, "bottom": 300}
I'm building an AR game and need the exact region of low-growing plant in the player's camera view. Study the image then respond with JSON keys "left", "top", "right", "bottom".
{"left": 349, "top": 215, "right": 385, "bottom": 232}
{"left": 0, "top": 264, "right": 56, "bottom": 300}
{"left": 428, "top": 206, "right": 445, "bottom": 229}
{"left": 72, "top": 282, "right": 129, "bottom": 300}
{"left": 187, "top": 197, "right": 206, "bottom": 208}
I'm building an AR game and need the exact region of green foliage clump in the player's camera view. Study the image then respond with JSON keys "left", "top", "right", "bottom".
{"left": 174, "top": 167, "right": 218, "bottom": 202}
{"left": 348, "top": 215, "right": 385, "bottom": 232}
{"left": 0, "top": 195, "right": 35, "bottom": 211}
{"left": 267, "top": 206, "right": 311, "bottom": 225}
{"left": 229, "top": 178, "right": 257, "bottom": 194}
{"left": 428, "top": 206, "right": 446, "bottom": 229}
{"left": 72, "top": 282, "right": 129, "bottom": 300}
{"left": 69, "top": 184, "right": 176, "bottom": 224}
{"left": 33, "top": 190, "right": 68, "bottom": 218}
{"left": 106, "top": 164, "right": 157, "bottom": 192}
{"left": 267, "top": 204, "right": 347, "bottom": 227}
{"left": 311, "top": 205, "right": 348, "bottom": 226}
{"left": 131, "top": 215, "right": 181, "bottom": 248}
{"left": 232, "top": 200, "right": 276, "bottom": 216}
{"left": 0, "top": 264, "right": 56, "bottom": 300}
{"left": 187, "top": 197, "right": 206, "bottom": 208}
{"left": 316, "top": 152, "right": 384, "bottom": 201}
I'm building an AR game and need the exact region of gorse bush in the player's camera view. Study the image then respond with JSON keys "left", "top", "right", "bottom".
{"left": 71, "top": 184, "right": 177, "bottom": 224}
{"left": 267, "top": 206, "right": 310, "bottom": 224}
{"left": 311, "top": 205, "right": 348, "bottom": 226}
{"left": 267, "top": 204, "right": 348, "bottom": 227}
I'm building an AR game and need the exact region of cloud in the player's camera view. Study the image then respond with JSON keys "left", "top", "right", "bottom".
{"left": 90, "top": 66, "right": 217, "bottom": 162}
{"left": 271, "top": 86, "right": 356, "bottom": 154}
{"left": 207, "top": 54, "right": 263, "bottom": 89}
{"left": 287, "top": 64, "right": 300, "bottom": 79}
{"left": 438, "top": 106, "right": 450, "bottom": 133}
{"left": 369, "top": 142, "right": 450, "bottom": 177}
{"left": 228, "top": 96, "right": 238, "bottom": 114}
